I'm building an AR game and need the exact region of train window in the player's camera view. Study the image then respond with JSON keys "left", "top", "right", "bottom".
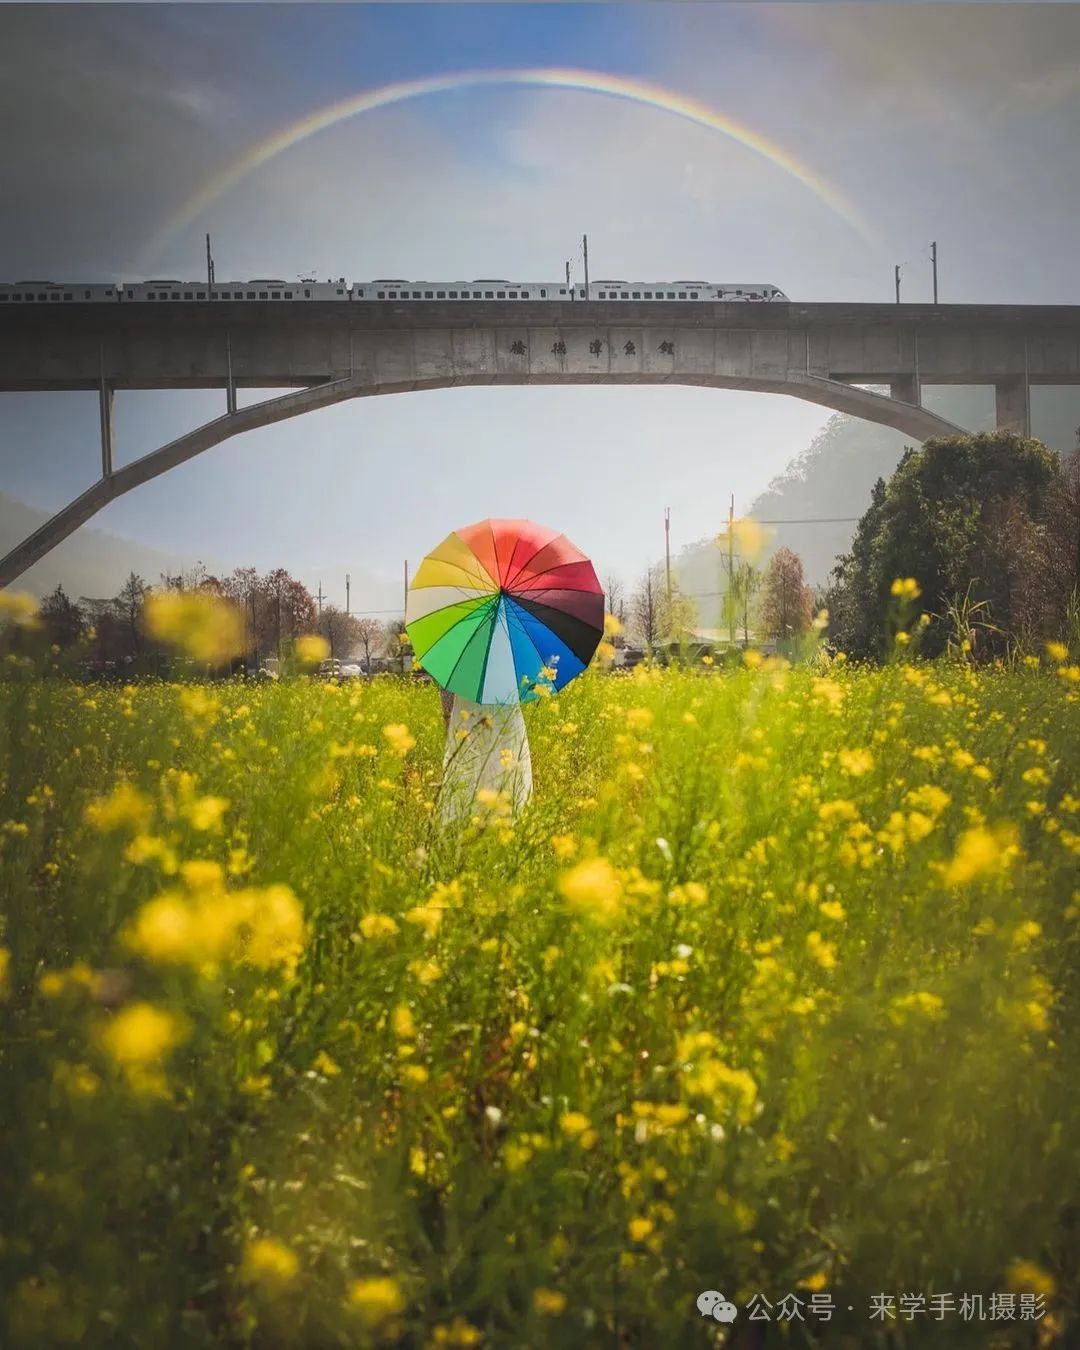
{"left": 211, "top": 291, "right": 218, "bottom": 299}
{"left": 270, "top": 291, "right": 279, "bottom": 298}
{"left": 182, "top": 291, "right": 192, "bottom": 299}
{"left": 540, "top": 289, "right": 546, "bottom": 297}
{"left": 85, "top": 290, "right": 93, "bottom": 299}
{"left": 472, "top": 291, "right": 481, "bottom": 298}
{"left": 64, "top": 293, "right": 73, "bottom": 301}
{"left": 559, "top": 288, "right": 566, "bottom": 294}
{"left": 598, "top": 292, "right": 606, "bottom": 299}
{"left": 736, "top": 290, "right": 742, "bottom": 296}
{"left": 497, "top": 291, "right": 506, "bottom": 298}
{"left": 258, "top": 291, "right": 268, "bottom": 300}
{"left": 621, "top": 292, "right": 629, "bottom": 299}
{"left": 106, "top": 290, "right": 114, "bottom": 296}
{"left": 38, "top": 293, "right": 46, "bottom": 301}
{"left": 485, "top": 291, "right": 494, "bottom": 298}
{"left": 50, "top": 293, "right": 59, "bottom": 301}
{"left": 377, "top": 291, "right": 385, "bottom": 299}
{"left": 246, "top": 291, "right": 255, "bottom": 299}
{"left": 690, "top": 292, "right": 699, "bottom": 299}
{"left": 127, "top": 290, "right": 134, "bottom": 298}
{"left": 285, "top": 291, "right": 293, "bottom": 299}
{"left": 354, "top": 289, "right": 362, "bottom": 298}
{"left": 644, "top": 292, "right": 653, "bottom": 299}
{"left": 449, "top": 291, "right": 458, "bottom": 298}
{"left": 336, "top": 289, "right": 344, "bottom": 295}
{"left": 12, "top": 294, "right": 21, "bottom": 301}
{"left": 437, "top": 291, "right": 446, "bottom": 298}
{"left": 678, "top": 292, "right": 687, "bottom": 299}
{"left": 632, "top": 291, "right": 640, "bottom": 299}
{"left": 521, "top": 290, "right": 530, "bottom": 298}
{"left": 388, "top": 291, "right": 397, "bottom": 298}
{"left": 749, "top": 292, "right": 759, "bottom": 299}
{"left": 509, "top": 291, "right": 518, "bottom": 299}
{"left": 424, "top": 291, "right": 433, "bottom": 299}
{"left": 667, "top": 291, "right": 675, "bottom": 299}
{"left": 304, "top": 289, "right": 311, "bottom": 298}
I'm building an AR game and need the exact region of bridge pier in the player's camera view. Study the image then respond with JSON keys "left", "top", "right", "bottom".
{"left": 995, "top": 376, "right": 1030, "bottom": 436}
{"left": 889, "top": 374, "right": 921, "bottom": 406}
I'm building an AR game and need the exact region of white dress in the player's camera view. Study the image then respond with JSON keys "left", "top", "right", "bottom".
{"left": 437, "top": 694, "right": 533, "bottom": 826}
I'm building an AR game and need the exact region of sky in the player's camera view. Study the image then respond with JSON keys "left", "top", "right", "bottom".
{"left": 2, "top": 2, "right": 1079, "bottom": 613}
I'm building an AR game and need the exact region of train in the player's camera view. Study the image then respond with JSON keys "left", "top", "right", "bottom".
{"left": 0, "top": 277, "right": 789, "bottom": 305}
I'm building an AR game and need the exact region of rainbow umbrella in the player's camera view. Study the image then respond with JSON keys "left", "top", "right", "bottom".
{"left": 406, "top": 518, "right": 604, "bottom": 704}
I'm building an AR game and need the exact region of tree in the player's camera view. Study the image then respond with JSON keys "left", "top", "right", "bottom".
{"left": 726, "top": 560, "right": 763, "bottom": 648}
{"left": 604, "top": 574, "right": 627, "bottom": 645}
{"left": 116, "top": 572, "right": 149, "bottom": 656}
{"left": 630, "top": 567, "right": 663, "bottom": 651}
{"left": 319, "top": 605, "right": 365, "bottom": 661}
{"left": 760, "top": 548, "right": 812, "bottom": 644}
{"left": 352, "top": 617, "right": 384, "bottom": 672}
{"left": 39, "top": 584, "right": 85, "bottom": 649}
{"left": 826, "top": 430, "right": 1063, "bottom": 659}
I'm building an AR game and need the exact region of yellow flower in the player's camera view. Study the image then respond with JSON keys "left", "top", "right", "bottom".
{"left": 405, "top": 905, "right": 443, "bottom": 937}
{"left": 348, "top": 1275, "right": 405, "bottom": 1326}
{"left": 890, "top": 991, "right": 946, "bottom": 1022}
{"left": 799, "top": 1271, "right": 828, "bottom": 1292}
{"left": 558, "top": 857, "right": 623, "bottom": 922}
{"left": 101, "top": 1002, "right": 188, "bottom": 1066}
{"left": 805, "top": 931, "right": 837, "bottom": 971}
{"left": 1045, "top": 641, "right": 1068, "bottom": 663}
{"left": 819, "top": 900, "right": 845, "bottom": 922}
{"left": 184, "top": 795, "right": 229, "bottom": 832}
{"left": 943, "top": 825, "right": 1018, "bottom": 885}
{"left": 313, "top": 1051, "right": 341, "bottom": 1077}
{"left": 144, "top": 591, "right": 244, "bottom": 663}
{"left": 628, "top": 1218, "right": 654, "bottom": 1242}
{"left": 392, "top": 1005, "right": 416, "bottom": 1039}
{"left": 838, "top": 748, "right": 873, "bottom": 776}
{"left": 890, "top": 577, "right": 922, "bottom": 601}
{"left": 533, "top": 1287, "right": 567, "bottom": 1316}
{"left": 383, "top": 723, "right": 416, "bottom": 755}
{"left": 294, "top": 633, "right": 330, "bottom": 665}
{"left": 408, "top": 959, "right": 442, "bottom": 985}
{"left": 559, "top": 1111, "right": 591, "bottom": 1138}
{"left": 743, "top": 649, "right": 763, "bottom": 669}
{"left": 85, "top": 783, "right": 153, "bottom": 833}
{"left": 242, "top": 1237, "right": 299, "bottom": 1288}
{"left": 0, "top": 590, "right": 40, "bottom": 627}
{"left": 1005, "top": 1259, "right": 1055, "bottom": 1298}
{"left": 359, "top": 913, "right": 399, "bottom": 940}
{"left": 0, "top": 946, "right": 9, "bottom": 1001}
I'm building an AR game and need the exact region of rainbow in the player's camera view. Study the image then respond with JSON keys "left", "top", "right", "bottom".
{"left": 142, "top": 66, "right": 879, "bottom": 264}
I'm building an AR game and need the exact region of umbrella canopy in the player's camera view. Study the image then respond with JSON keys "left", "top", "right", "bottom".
{"left": 406, "top": 518, "right": 604, "bottom": 704}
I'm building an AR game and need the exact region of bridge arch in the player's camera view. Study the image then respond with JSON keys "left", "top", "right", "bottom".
{"left": 0, "top": 370, "right": 965, "bottom": 588}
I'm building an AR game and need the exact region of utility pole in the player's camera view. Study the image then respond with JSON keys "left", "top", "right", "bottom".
{"left": 316, "top": 581, "right": 325, "bottom": 618}
{"left": 895, "top": 264, "right": 901, "bottom": 304}
{"left": 930, "top": 241, "right": 938, "bottom": 305}
{"left": 345, "top": 572, "right": 351, "bottom": 617}
{"left": 205, "top": 233, "right": 215, "bottom": 291}
{"left": 582, "top": 233, "right": 589, "bottom": 301}
{"left": 728, "top": 494, "right": 736, "bottom": 646}
{"left": 664, "top": 506, "right": 672, "bottom": 606}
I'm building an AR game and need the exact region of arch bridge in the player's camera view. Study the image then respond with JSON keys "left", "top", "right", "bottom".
{"left": 1, "top": 300, "right": 1078, "bottom": 586}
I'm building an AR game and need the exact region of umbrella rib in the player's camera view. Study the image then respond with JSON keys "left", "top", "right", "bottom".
{"left": 441, "top": 592, "right": 500, "bottom": 695}
{"left": 504, "top": 532, "right": 567, "bottom": 593}
{"left": 505, "top": 595, "right": 551, "bottom": 691}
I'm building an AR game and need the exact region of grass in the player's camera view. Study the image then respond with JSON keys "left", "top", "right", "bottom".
{"left": 1, "top": 654, "right": 1078, "bottom": 1347}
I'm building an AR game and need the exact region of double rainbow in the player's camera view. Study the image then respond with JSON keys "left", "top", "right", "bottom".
{"left": 405, "top": 518, "right": 604, "bottom": 705}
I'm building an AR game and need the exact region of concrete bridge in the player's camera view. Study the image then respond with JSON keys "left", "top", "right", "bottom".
{"left": 2, "top": 300, "right": 1078, "bottom": 586}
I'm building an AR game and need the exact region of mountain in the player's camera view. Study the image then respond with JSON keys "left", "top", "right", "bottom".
{"left": 0, "top": 493, "right": 227, "bottom": 600}
{"left": 673, "top": 388, "right": 1009, "bottom": 628}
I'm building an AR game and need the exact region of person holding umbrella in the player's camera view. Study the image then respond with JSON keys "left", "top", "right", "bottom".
{"left": 407, "top": 518, "right": 604, "bottom": 826}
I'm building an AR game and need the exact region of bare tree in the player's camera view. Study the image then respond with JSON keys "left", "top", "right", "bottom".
{"left": 604, "top": 573, "right": 627, "bottom": 644}
{"left": 630, "top": 567, "right": 663, "bottom": 652}
{"left": 320, "top": 605, "right": 364, "bottom": 661}
{"left": 352, "top": 616, "right": 384, "bottom": 672}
